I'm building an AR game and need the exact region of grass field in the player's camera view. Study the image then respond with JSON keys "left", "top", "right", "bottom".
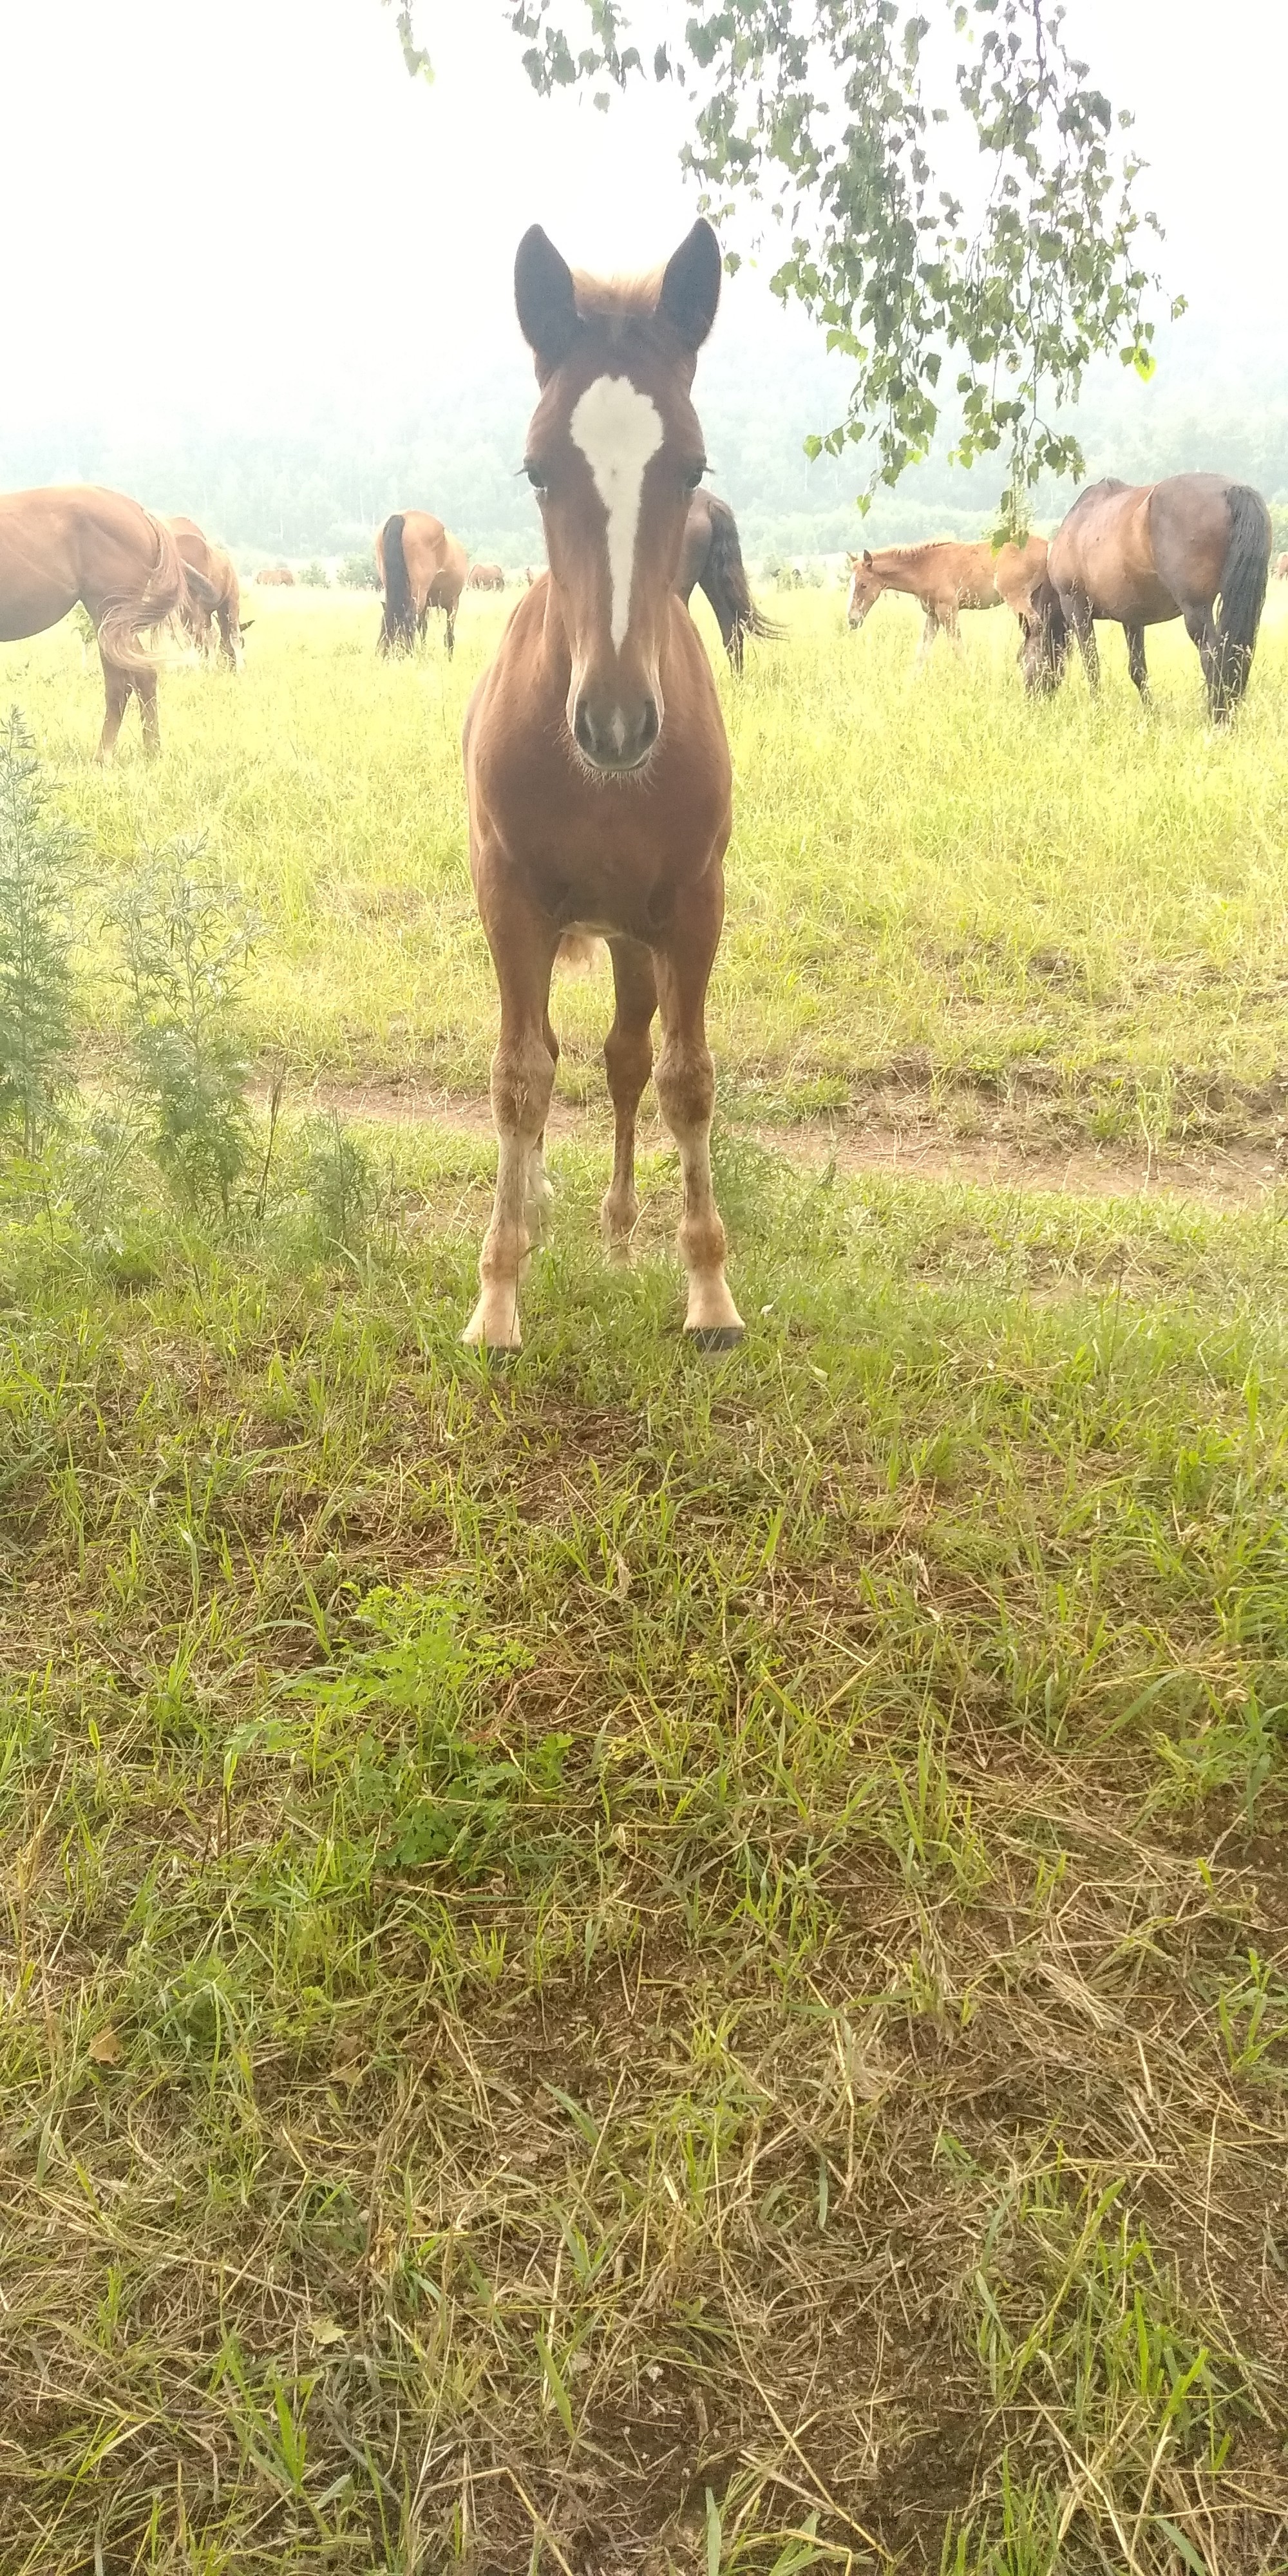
{"left": 9, "top": 582, "right": 1288, "bottom": 1139}
{"left": 2, "top": 588, "right": 1287, "bottom": 2574}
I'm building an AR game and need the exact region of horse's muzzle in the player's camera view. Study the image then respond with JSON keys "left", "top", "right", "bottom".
{"left": 573, "top": 692, "right": 660, "bottom": 773}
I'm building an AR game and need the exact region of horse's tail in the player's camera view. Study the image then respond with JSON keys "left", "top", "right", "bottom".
{"left": 379, "top": 513, "right": 415, "bottom": 654}
{"left": 1213, "top": 483, "right": 1271, "bottom": 713}
{"left": 702, "top": 497, "right": 787, "bottom": 666}
{"left": 1024, "top": 574, "right": 1070, "bottom": 696}
{"left": 96, "top": 510, "right": 191, "bottom": 673}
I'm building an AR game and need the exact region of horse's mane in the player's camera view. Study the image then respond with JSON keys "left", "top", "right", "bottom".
{"left": 571, "top": 269, "right": 667, "bottom": 347}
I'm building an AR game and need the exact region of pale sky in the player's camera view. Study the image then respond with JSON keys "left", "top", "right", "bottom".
{"left": 0, "top": 0, "right": 1281, "bottom": 437}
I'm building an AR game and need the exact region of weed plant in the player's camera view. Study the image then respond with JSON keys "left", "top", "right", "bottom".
{"left": 0, "top": 707, "right": 79, "bottom": 1158}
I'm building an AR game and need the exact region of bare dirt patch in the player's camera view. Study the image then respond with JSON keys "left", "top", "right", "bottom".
{"left": 289, "top": 1074, "right": 1287, "bottom": 1211}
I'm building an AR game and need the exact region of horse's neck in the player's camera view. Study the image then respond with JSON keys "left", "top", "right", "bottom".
{"left": 873, "top": 549, "right": 932, "bottom": 599}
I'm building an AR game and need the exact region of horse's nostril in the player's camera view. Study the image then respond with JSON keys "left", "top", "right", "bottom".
{"left": 638, "top": 697, "right": 659, "bottom": 750}
{"left": 573, "top": 699, "right": 596, "bottom": 755}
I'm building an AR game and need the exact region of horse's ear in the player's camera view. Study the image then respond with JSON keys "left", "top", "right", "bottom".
{"left": 657, "top": 219, "right": 722, "bottom": 352}
{"left": 515, "top": 226, "right": 580, "bottom": 370}
{"left": 862, "top": 549, "right": 874, "bottom": 569}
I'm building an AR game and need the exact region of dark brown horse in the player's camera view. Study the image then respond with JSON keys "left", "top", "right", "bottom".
{"left": 0, "top": 485, "right": 205, "bottom": 757}
{"left": 675, "top": 489, "right": 783, "bottom": 670}
{"left": 377, "top": 512, "right": 469, "bottom": 656}
{"left": 169, "top": 516, "right": 249, "bottom": 667}
{"left": 1027, "top": 474, "right": 1271, "bottom": 720}
{"left": 461, "top": 218, "right": 742, "bottom": 1354}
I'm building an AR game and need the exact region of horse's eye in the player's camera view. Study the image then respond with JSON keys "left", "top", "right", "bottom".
{"left": 685, "top": 464, "right": 706, "bottom": 492}
{"left": 525, "top": 463, "right": 548, "bottom": 493}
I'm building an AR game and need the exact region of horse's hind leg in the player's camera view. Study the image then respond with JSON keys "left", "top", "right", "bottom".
{"left": 464, "top": 880, "right": 560, "bottom": 1352}
{"left": 1124, "top": 623, "right": 1150, "bottom": 704}
{"left": 444, "top": 605, "right": 457, "bottom": 660}
{"left": 915, "top": 612, "right": 938, "bottom": 666}
{"left": 601, "top": 936, "right": 658, "bottom": 1262}
{"left": 652, "top": 883, "right": 743, "bottom": 1348}
{"left": 1182, "top": 605, "right": 1226, "bottom": 719}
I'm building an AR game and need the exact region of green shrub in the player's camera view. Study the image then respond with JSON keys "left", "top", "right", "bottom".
{"left": 0, "top": 709, "right": 80, "bottom": 1158}
{"left": 299, "top": 561, "right": 329, "bottom": 589}
{"left": 336, "top": 551, "right": 379, "bottom": 590}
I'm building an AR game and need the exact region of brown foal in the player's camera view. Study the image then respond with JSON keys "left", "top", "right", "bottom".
{"left": 461, "top": 218, "right": 743, "bottom": 1356}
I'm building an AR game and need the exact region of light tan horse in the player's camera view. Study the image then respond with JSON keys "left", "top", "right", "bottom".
{"left": 846, "top": 536, "right": 1050, "bottom": 657}
{"left": 377, "top": 512, "right": 469, "bottom": 656}
{"left": 0, "top": 485, "right": 203, "bottom": 757}
{"left": 1274, "top": 551, "right": 1288, "bottom": 581}
{"left": 461, "top": 218, "right": 741, "bottom": 1356}
{"left": 168, "top": 516, "right": 248, "bottom": 667}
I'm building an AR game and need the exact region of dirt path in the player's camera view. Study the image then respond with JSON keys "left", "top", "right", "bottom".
{"left": 291, "top": 1076, "right": 1286, "bottom": 1211}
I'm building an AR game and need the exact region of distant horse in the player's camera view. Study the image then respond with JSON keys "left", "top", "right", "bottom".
{"left": 460, "top": 216, "right": 742, "bottom": 1355}
{"left": 1026, "top": 474, "right": 1271, "bottom": 720}
{"left": 676, "top": 490, "right": 784, "bottom": 670}
{"left": 846, "top": 536, "right": 1050, "bottom": 657}
{"left": 256, "top": 564, "right": 294, "bottom": 587}
{"left": 467, "top": 563, "right": 506, "bottom": 591}
{"left": 1274, "top": 552, "right": 1288, "bottom": 580}
{"left": 169, "top": 516, "right": 249, "bottom": 667}
{"left": 0, "top": 484, "right": 207, "bottom": 757}
{"left": 377, "top": 512, "right": 469, "bottom": 657}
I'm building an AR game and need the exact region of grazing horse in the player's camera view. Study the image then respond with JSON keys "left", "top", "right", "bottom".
{"left": 467, "top": 563, "right": 506, "bottom": 591}
{"left": 0, "top": 484, "right": 204, "bottom": 758}
{"left": 1026, "top": 474, "right": 1271, "bottom": 720}
{"left": 461, "top": 217, "right": 742, "bottom": 1356}
{"left": 255, "top": 564, "right": 294, "bottom": 586}
{"left": 676, "top": 489, "right": 784, "bottom": 670}
{"left": 377, "top": 512, "right": 469, "bottom": 656}
{"left": 169, "top": 516, "right": 248, "bottom": 667}
{"left": 846, "top": 536, "right": 1050, "bottom": 656}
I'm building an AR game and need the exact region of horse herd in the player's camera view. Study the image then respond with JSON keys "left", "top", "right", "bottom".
{"left": 0, "top": 218, "right": 1278, "bottom": 1346}
{"left": 849, "top": 472, "right": 1274, "bottom": 723}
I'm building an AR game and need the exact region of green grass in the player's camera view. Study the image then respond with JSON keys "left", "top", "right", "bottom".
{"left": 3, "top": 584, "right": 1288, "bottom": 2571}
{"left": 3, "top": 1133, "right": 1288, "bottom": 2571}
{"left": 6, "top": 585, "right": 1288, "bottom": 1137}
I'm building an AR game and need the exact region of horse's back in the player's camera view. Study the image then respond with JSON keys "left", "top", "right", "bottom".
{"left": 0, "top": 484, "right": 162, "bottom": 641}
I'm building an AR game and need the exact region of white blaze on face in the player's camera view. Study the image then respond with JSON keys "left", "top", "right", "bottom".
{"left": 569, "top": 374, "right": 665, "bottom": 653}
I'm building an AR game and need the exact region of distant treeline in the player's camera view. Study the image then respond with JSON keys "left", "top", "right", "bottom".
{"left": 3, "top": 319, "right": 1285, "bottom": 569}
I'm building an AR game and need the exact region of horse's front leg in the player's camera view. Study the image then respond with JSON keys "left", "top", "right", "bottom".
{"left": 601, "top": 936, "right": 658, "bottom": 1263}
{"left": 916, "top": 611, "right": 939, "bottom": 666}
{"left": 464, "top": 873, "right": 560, "bottom": 1353}
{"left": 652, "top": 876, "right": 743, "bottom": 1349}
{"left": 1070, "top": 596, "right": 1101, "bottom": 690}
{"left": 95, "top": 656, "right": 132, "bottom": 763}
{"left": 1124, "top": 623, "right": 1150, "bottom": 704}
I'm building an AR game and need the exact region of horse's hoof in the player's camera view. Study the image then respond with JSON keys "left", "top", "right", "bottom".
{"left": 685, "top": 1323, "right": 744, "bottom": 1353}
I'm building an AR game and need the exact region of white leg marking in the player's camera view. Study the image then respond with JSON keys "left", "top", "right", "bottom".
{"left": 570, "top": 375, "right": 664, "bottom": 651}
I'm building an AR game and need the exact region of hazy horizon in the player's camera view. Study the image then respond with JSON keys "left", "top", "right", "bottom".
{"left": 1, "top": 2, "right": 1283, "bottom": 554}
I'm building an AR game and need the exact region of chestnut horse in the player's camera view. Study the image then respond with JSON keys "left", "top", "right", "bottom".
{"left": 169, "top": 516, "right": 248, "bottom": 667}
{"left": 255, "top": 565, "right": 294, "bottom": 586}
{"left": 0, "top": 485, "right": 204, "bottom": 758}
{"left": 1273, "top": 552, "right": 1288, "bottom": 581}
{"left": 467, "top": 563, "right": 506, "bottom": 591}
{"left": 846, "top": 536, "right": 1050, "bottom": 656}
{"left": 377, "top": 512, "right": 469, "bottom": 656}
{"left": 676, "top": 490, "right": 784, "bottom": 670}
{"left": 1026, "top": 474, "right": 1271, "bottom": 719}
{"left": 461, "top": 218, "right": 742, "bottom": 1355}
